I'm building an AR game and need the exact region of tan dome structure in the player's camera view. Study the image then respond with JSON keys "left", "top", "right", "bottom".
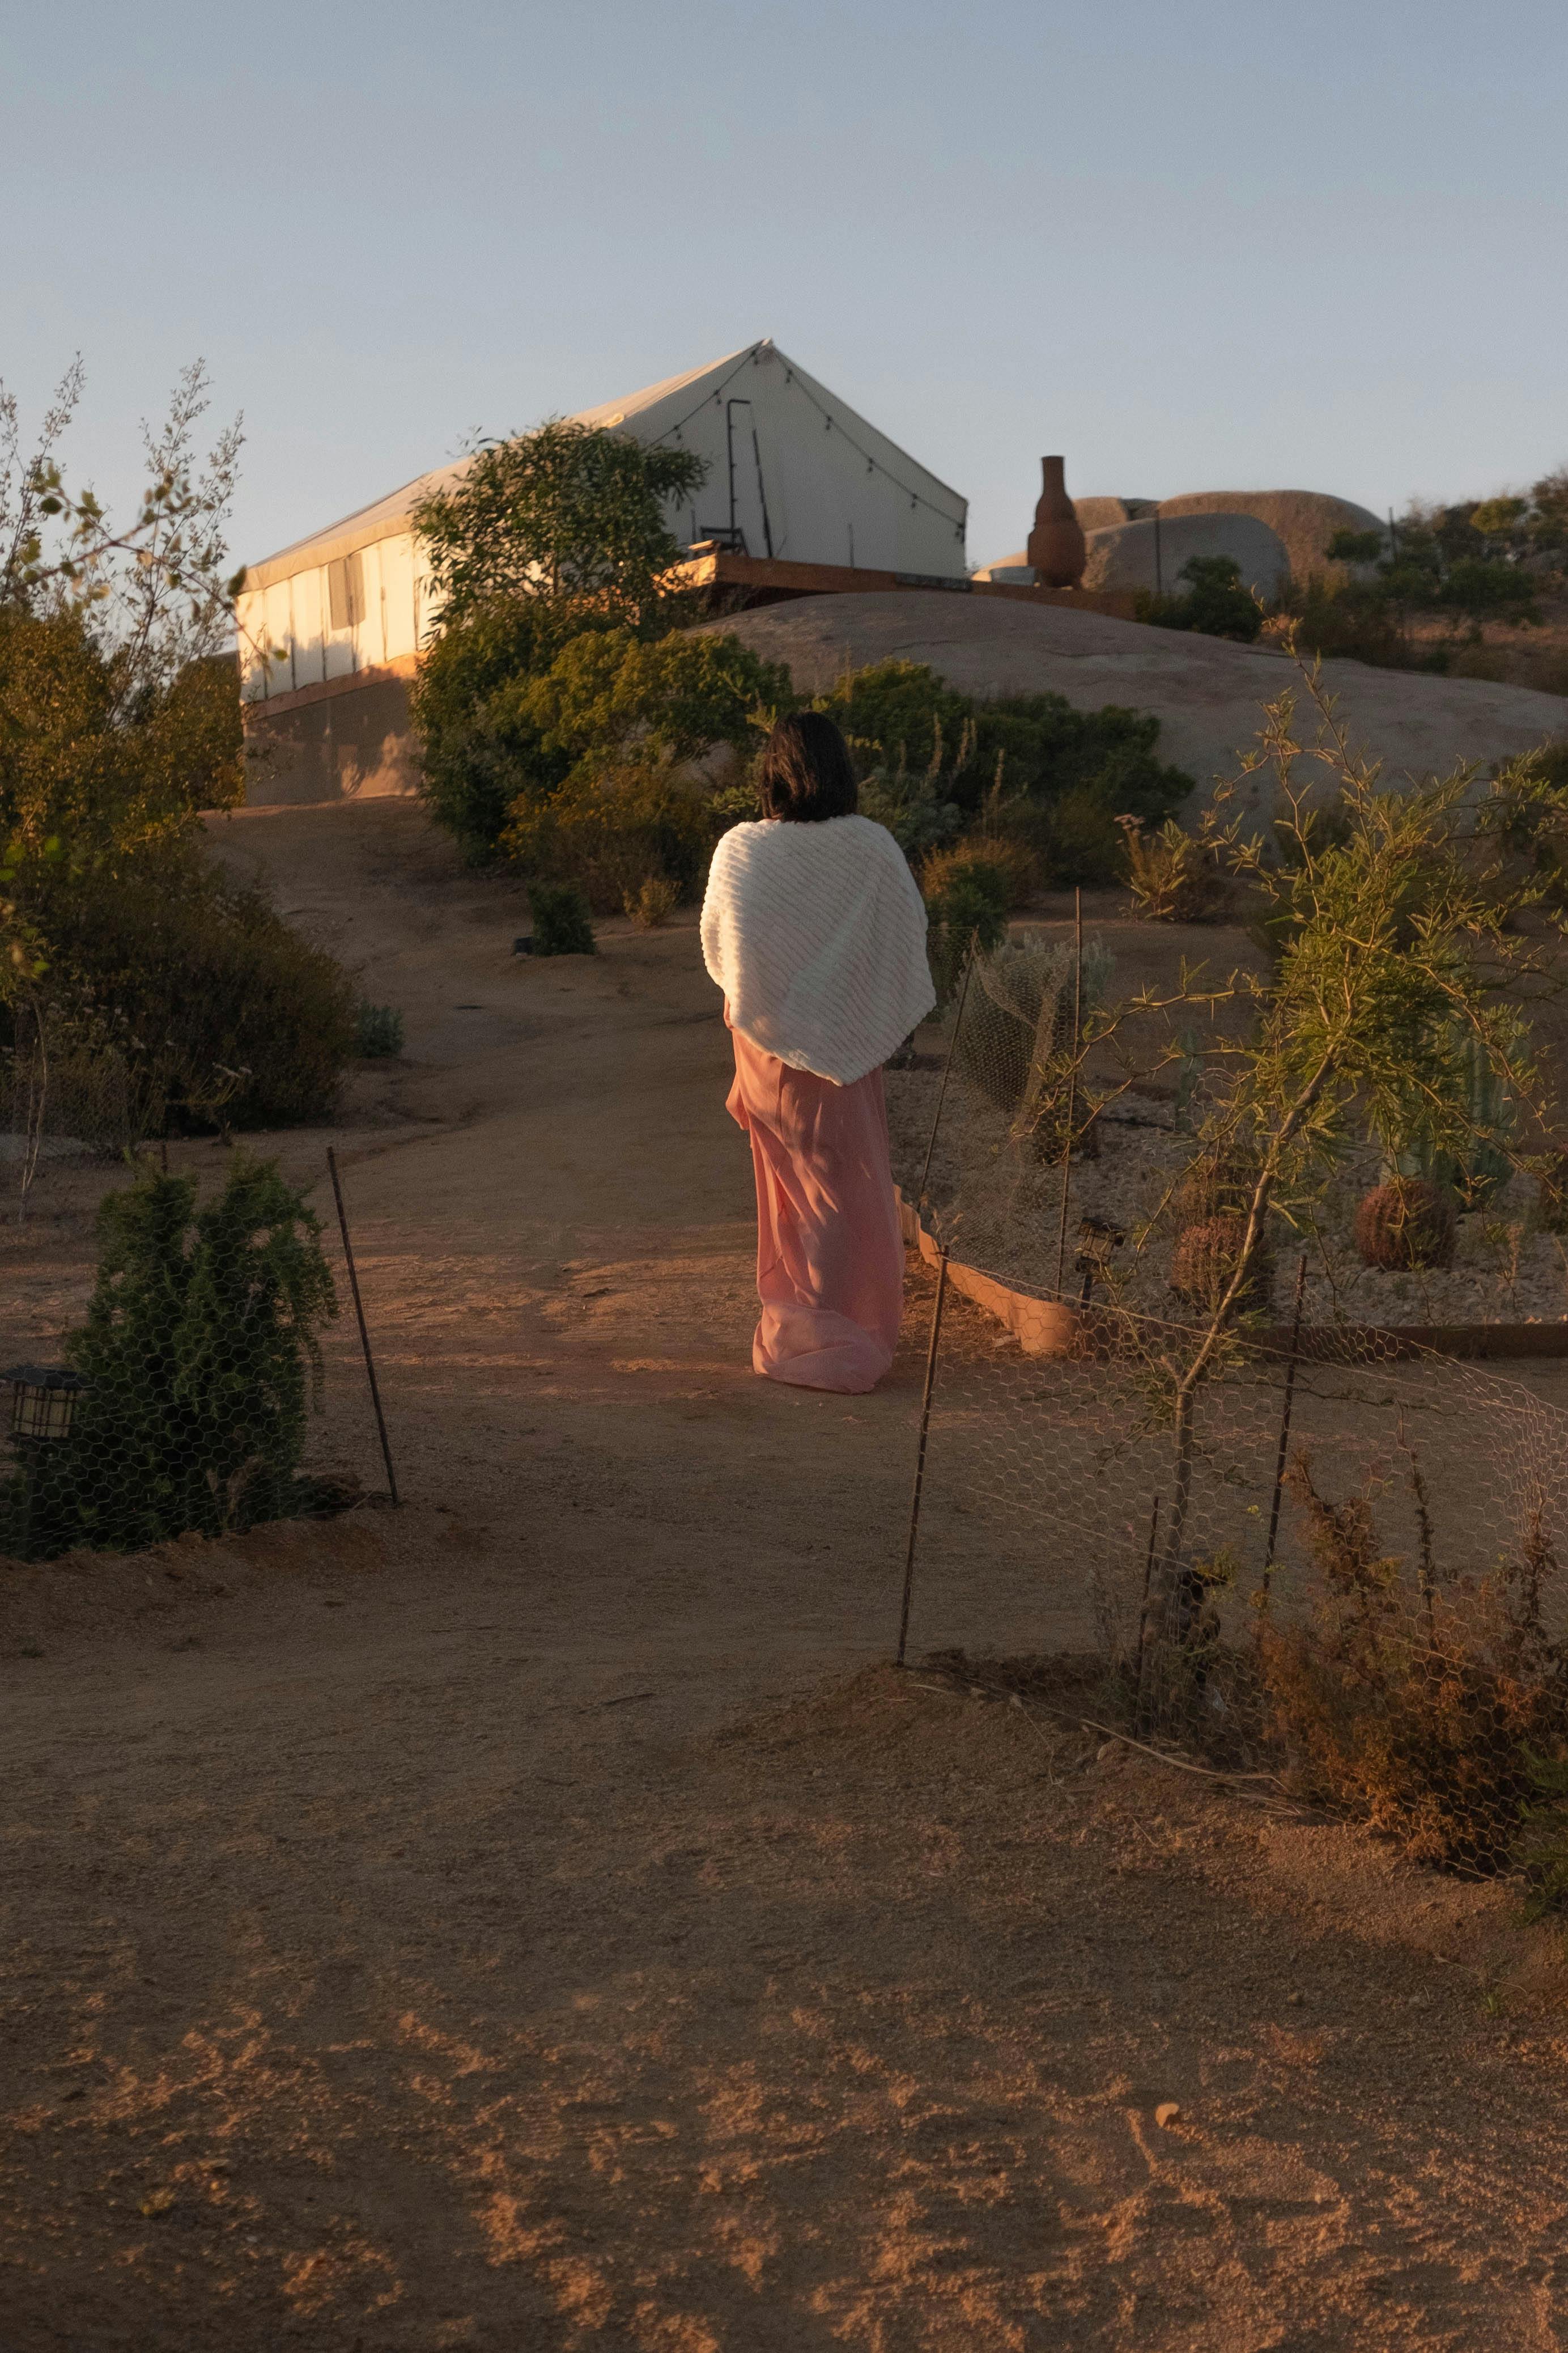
{"left": 1072, "top": 495, "right": 1159, "bottom": 534}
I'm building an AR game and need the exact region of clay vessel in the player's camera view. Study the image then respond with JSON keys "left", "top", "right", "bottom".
{"left": 1026, "top": 455, "right": 1087, "bottom": 588}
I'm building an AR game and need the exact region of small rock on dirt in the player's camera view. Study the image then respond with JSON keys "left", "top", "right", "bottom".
{"left": 1155, "top": 2101, "right": 1182, "bottom": 2129}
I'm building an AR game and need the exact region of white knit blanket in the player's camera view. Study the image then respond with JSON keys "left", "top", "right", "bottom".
{"left": 700, "top": 816, "right": 935, "bottom": 1086}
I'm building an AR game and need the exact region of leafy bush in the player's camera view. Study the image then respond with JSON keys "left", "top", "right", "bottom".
{"left": 355, "top": 1002, "right": 405, "bottom": 1058}
{"left": 708, "top": 777, "right": 762, "bottom": 829}
{"left": 13, "top": 841, "right": 357, "bottom": 1131}
{"left": 515, "top": 626, "right": 792, "bottom": 775}
{"left": 409, "top": 421, "right": 721, "bottom": 859}
{"left": 1274, "top": 577, "right": 1411, "bottom": 668}
{"left": 0, "top": 1002, "right": 168, "bottom": 1156}
{"left": 478, "top": 628, "right": 794, "bottom": 906}
{"left": 1136, "top": 556, "right": 1263, "bottom": 644}
{"left": 921, "top": 852, "right": 1009, "bottom": 1003}
{"left": 921, "top": 833, "right": 1037, "bottom": 911}
{"left": 1033, "top": 785, "right": 1130, "bottom": 888}
{"left": 503, "top": 756, "right": 718, "bottom": 913}
{"left": 413, "top": 417, "right": 707, "bottom": 630}
{"left": 818, "top": 660, "right": 1193, "bottom": 843}
{"left": 1273, "top": 476, "right": 1567, "bottom": 672}
{"left": 1119, "top": 816, "right": 1224, "bottom": 921}
{"left": 4, "top": 1160, "right": 337, "bottom": 1559}
{"left": 815, "top": 660, "right": 976, "bottom": 782}
{"left": 528, "top": 879, "right": 596, "bottom": 956}
{"left": 1262, "top": 1449, "right": 1568, "bottom": 1871}
{"left": 0, "top": 605, "right": 243, "bottom": 850}
{"left": 810, "top": 656, "right": 1191, "bottom": 892}
{"left": 0, "top": 567, "right": 350, "bottom": 1139}
{"left": 856, "top": 745, "right": 966, "bottom": 863}
{"left": 624, "top": 875, "right": 679, "bottom": 927}
{"left": 409, "top": 597, "right": 577, "bottom": 861}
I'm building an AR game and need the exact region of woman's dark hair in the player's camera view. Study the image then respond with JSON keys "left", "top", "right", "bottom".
{"left": 757, "top": 711, "right": 858, "bottom": 823}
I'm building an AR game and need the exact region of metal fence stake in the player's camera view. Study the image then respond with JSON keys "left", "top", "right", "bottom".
{"left": 915, "top": 942, "right": 975, "bottom": 1220}
{"left": 1053, "top": 887, "right": 1083, "bottom": 1295}
{"left": 1132, "top": 1491, "right": 1162, "bottom": 1697}
{"left": 896, "top": 1246, "right": 950, "bottom": 1667}
{"left": 1260, "top": 1253, "right": 1308, "bottom": 1602}
{"left": 326, "top": 1147, "right": 400, "bottom": 1508}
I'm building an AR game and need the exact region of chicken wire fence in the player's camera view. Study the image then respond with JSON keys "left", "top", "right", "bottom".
{"left": 0, "top": 1146, "right": 396, "bottom": 1567}
{"left": 894, "top": 935, "right": 1568, "bottom": 1882}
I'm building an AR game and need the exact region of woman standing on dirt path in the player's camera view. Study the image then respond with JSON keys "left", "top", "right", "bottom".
{"left": 700, "top": 711, "right": 934, "bottom": 1394}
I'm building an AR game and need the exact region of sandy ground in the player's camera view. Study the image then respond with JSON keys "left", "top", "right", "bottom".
{"left": 7, "top": 800, "right": 1568, "bottom": 2350}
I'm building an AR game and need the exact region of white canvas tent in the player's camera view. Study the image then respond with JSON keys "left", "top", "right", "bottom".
{"left": 235, "top": 341, "right": 967, "bottom": 800}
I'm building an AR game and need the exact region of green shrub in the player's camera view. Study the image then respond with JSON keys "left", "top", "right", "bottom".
{"left": 1035, "top": 785, "right": 1129, "bottom": 887}
{"left": 4, "top": 1160, "right": 337, "bottom": 1559}
{"left": 529, "top": 879, "right": 596, "bottom": 956}
{"left": 855, "top": 719, "right": 970, "bottom": 862}
{"left": 1136, "top": 556, "right": 1263, "bottom": 644}
{"left": 923, "top": 853, "right": 1009, "bottom": 1003}
{"left": 16, "top": 842, "right": 357, "bottom": 1131}
{"left": 815, "top": 659, "right": 975, "bottom": 782}
{"left": 1263, "top": 1451, "right": 1568, "bottom": 1873}
{"left": 409, "top": 598, "right": 580, "bottom": 862}
{"left": 0, "top": 1003, "right": 169, "bottom": 1155}
{"left": 0, "top": 605, "right": 243, "bottom": 849}
{"left": 406, "top": 420, "right": 733, "bottom": 864}
{"left": 482, "top": 629, "right": 792, "bottom": 901}
{"left": 624, "top": 875, "right": 680, "bottom": 927}
{"left": 1120, "top": 816, "right": 1224, "bottom": 922}
{"left": 355, "top": 1002, "right": 405, "bottom": 1058}
{"left": 504, "top": 756, "right": 717, "bottom": 913}
{"left": 921, "top": 834, "right": 1037, "bottom": 910}
{"left": 708, "top": 777, "right": 762, "bottom": 829}
{"left": 516, "top": 626, "right": 792, "bottom": 772}
{"left": 412, "top": 417, "right": 707, "bottom": 630}
{"left": 818, "top": 660, "right": 1193, "bottom": 834}
{"left": 0, "top": 598, "right": 351, "bottom": 1136}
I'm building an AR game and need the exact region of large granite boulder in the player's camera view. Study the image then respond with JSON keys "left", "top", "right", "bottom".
{"left": 1081, "top": 512, "right": 1290, "bottom": 598}
{"left": 975, "top": 488, "right": 1385, "bottom": 590}
{"left": 695, "top": 590, "right": 1566, "bottom": 812}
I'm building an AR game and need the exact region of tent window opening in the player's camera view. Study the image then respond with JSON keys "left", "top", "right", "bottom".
{"left": 328, "top": 552, "right": 365, "bottom": 631}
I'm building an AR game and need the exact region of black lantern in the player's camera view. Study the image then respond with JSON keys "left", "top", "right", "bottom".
{"left": 5, "top": 1365, "right": 87, "bottom": 1446}
{"left": 1073, "top": 1218, "right": 1125, "bottom": 1307}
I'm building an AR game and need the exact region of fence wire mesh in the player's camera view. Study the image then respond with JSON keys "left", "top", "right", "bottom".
{"left": 889, "top": 933, "right": 1568, "bottom": 1883}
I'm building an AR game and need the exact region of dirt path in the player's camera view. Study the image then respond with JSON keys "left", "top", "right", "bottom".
{"left": 5, "top": 801, "right": 1568, "bottom": 2351}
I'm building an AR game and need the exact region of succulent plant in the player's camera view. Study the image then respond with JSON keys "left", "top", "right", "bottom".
{"left": 1172, "top": 1152, "right": 1261, "bottom": 1228}
{"left": 1353, "top": 1178, "right": 1457, "bottom": 1271}
{"left": 1536, "top": 1152, "right": 1568, "bottom": 1235}
{"left": 1169, "top": 1216, "right": 1271, "bottom": 1314}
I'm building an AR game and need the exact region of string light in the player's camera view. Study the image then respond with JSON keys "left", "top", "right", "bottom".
{"left": 651, "top": 340, "right": 963, "bottom": 534}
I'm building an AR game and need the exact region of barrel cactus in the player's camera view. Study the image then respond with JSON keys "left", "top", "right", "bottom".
{"left": 1169, "top": 1216, "right": 1271, "bottom": 1315}
{"left": 1537, "top": 1153, "right": 1568, "bottom": 1235}
{"left": 1353, "top": 1178, "right": 1457, "bottom": 1271}
{"left": 1172, "top": 1152, "right": 1260, "bottom": 1227}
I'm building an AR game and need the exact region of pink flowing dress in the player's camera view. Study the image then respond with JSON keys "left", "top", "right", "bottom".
{"left": 726, "top": 1020, "right": 904, "bottom": 1393}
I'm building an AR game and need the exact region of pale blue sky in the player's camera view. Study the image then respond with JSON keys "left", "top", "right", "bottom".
{"left": 4, "top": 0, "right": 1565, "bottom": 572}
